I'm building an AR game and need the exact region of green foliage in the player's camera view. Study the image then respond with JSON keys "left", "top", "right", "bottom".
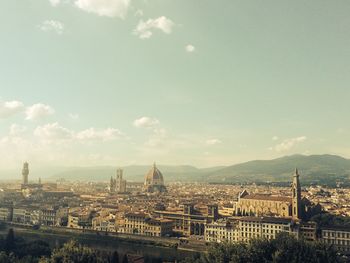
{"left": 110, "top": 251, "right": 119, "bottom": 263}
{"left": 5, "top": 228, "right": 15, "bottom": 252}
{"left": 0, "top": 230, "right": 129, "bottom": 263}
{"left": 311, "top": 213, "right": 350, "bottom": 228}
{"left": 181, "top": 233, "right": 340, "bottom": 263}
{"left": 49, "top": 239, "right": 105, "bottom": 263}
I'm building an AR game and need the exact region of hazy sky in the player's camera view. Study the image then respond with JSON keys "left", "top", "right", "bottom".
{"left": 1, "top": 0, "right": 350, "bottom": 169}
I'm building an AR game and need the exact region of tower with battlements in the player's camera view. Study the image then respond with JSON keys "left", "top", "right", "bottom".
{"left": 22, "top": 162, "right": 29, "bottom": 185}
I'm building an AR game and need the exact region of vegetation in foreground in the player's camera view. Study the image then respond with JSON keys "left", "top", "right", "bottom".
{"left": 181, "top": 233, "right": 341, "bottom": 263}
{"left": 0, "top": 228, "right": 123, "bottom": 263}
{"left": 0, "top": 229, "right": 344, "bottom": 263}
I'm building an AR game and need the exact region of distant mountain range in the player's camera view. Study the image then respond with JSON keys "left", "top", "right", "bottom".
{"left": 51, "top": 165, "right": 226, "bottom": 182}
{"left": 205, "top": 154, "right": 350, "bottom": 184}
{"left": 2, "top": 154, "right": 350, "bottom": 185}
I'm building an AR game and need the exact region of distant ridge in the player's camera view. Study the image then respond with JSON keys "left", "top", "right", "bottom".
{"left": 3, "top": 154, "right": 349, "bottom": 185}
{"left": 205, "top": 154, "right": 350, "bottom": 184}
{"left": 51, "top": 165, "right": 225, "bottom": 182}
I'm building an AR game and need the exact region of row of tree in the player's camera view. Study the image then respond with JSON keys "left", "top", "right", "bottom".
{"left": 0, "top": 229, "right": 130, "bottom": 263}
{"left": 181, "top": 233, "right": 342, "bottom": 263}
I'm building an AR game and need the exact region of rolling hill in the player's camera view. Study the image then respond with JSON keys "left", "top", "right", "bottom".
{"left": 205, "top": 154, "right": 350, "bottom": 184}
{"left": 51, "top": 165, "right": 225, "bottom": 182}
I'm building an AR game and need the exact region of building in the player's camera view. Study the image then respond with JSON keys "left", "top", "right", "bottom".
{"left": 110, "top": 169, "right": 127, "bottom": 193}
{"left": 155, "top": 204, "right": 219, "bottom": 236}
{"left": 235, "top": 190, "right": 291, "bottom": 217}
{"left": 205, "top": 216, "right": 296, "bottom": 243}
{"left": 123, "top": 212, "right": 173, "bottom": 237}
{"left": 12, "top": 208, "right": 31, "bottom": 224}
{"left": 321, "top": 228, "right": 350, "bottom": 253}
{"left": 237, "top": 216, "right": 295, "bottom": 242}
{"left": 22, "top": 162, "right": 29, "bottom": 185}
{"left": 292, "top": 168, "right": 302, "bottom": 219}
{"left": 0, "top": 207, "right": 13, "bottom": 222}
{"left": 205, "top": 219, "right": 239, "bottom": 243}
{"left": 235, "top": 169, "right": 320, "bottom": 220}
{"left": 299, "top": 221, "right": 317, "bottom": 241}
{"left": 41, "top": 207, "right": 57, "bottom": 226}
{"left": 67, "top": 209, "right": 95, "bottom": 229}
{"left": 92, "top": 215, "right": 116, "bottom": 232}
{"left": 144, "top": 163, "right": 167, "bottom": 193}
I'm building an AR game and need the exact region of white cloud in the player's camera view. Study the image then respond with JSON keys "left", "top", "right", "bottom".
{"left": 134, "top": 16, "right": 174, "bottom": 39}
{"left": 75, "top": 0, "right": 130, "bottom": 18}
{"left": 69, "top": 113, "right": 79, "bottom": 120}
{"left": 0, "top": 100, "right": 24, "bottom": 118}
{"left": 38, "top": 20, "right": 65, "bottom": 35}
{"left": 133, "top": 117, "right": 159, "bottom": 128}
{"left": 206, "top": 139, "right": 222, "bottom": 145}
{"left": 272, "top": 136, "right": 307, "bottom": 152}
{"left": 272, "top": 136, "right": 279, "bottom": 141}
{"left": 9, "top": 124, "right": 27, "bottom": 136}
{"left": 185, "top": 44, "right": 195, "bottom": 53}
{"left": 49, "top": 0, "right": 61, "bottom": 7}
{"left": 34, "top": 122, "right": 72, "bottom": 143}
{"left": 25, "top": 104, "right": 55, "bottom": 121}
{"left": 76, "top": 128, "right": 123, "bottom": 141}
{"left": 34, "top": 123, "right": 123, "bottom": 143}
{"left": 134, "top": 9, "right": 143, "bottom": 17}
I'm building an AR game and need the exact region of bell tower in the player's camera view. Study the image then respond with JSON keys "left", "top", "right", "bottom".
{"left": 22, "top": 162, "right": 29, "bottom": 185}
{"left": 291, "top": 168, "right": 302, "bottom": 219}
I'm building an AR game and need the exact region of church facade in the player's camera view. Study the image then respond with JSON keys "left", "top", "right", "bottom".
{"left": 235, "top": 169, "right": 321, "bottom": 220}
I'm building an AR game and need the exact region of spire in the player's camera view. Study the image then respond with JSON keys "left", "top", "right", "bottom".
{"left": 294, "top": 167, "right": 299, "bottom": 177}
{"left": 153, "top": 162, "right": 156, "bottom": 168}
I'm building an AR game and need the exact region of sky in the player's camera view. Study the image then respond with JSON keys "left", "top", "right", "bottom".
{"left": 0, "top": 0, "right": 350, "bottom": 170}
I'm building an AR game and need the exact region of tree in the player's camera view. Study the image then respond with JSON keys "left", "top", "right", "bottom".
{"left": 110, "top": 251, "right": 119, "bottom": 263}
{"left": 181, "top": 234, "right": 341, "bottom": 263}
{"left": 50, "top": 240, "right": 102, "bottom": 263}
{"left": 5, "top": 228, "right": 15, "bottom": 252}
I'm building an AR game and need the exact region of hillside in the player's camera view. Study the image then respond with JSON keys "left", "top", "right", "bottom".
{"left": 205, "top": 154, "right": 350, "bottom": 184}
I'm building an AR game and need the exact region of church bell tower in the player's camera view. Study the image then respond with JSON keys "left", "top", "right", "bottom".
{"left": 291, "top": 168, "right": 302, "bottom": 219}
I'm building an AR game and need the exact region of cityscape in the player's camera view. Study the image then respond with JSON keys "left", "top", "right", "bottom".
{"left": 0, "top": 161, "right": 348, "bottom": 262}
{"left": 1, "top": 0, "right": 350, "bottom": 262}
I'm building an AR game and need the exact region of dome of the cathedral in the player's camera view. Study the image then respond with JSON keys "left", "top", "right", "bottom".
{"left": 145, "top": 163, "right": 164, "bottom": 185}
{"left": 144, "top": 163, "right": 167, "bottom": 193}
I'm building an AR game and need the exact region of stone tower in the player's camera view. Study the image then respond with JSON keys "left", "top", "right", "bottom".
{"left": 110, "top": 176, "right": 116, "bottom": 193}
{"left": 22, "top": 162, "right": 29, "bottom": 185}
{"left": 116, "top": 169, "right": 126, "bottom": 193}
{"left": 291, "top": 168, "right": 302, "bottom": 219}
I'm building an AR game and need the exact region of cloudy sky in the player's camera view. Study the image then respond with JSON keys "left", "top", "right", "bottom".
{"left": 0, "top": 0, "right": 350, "bottom": 170}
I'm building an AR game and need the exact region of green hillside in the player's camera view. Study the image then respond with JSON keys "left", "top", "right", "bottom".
{"left": 205, "top": 154, "right": 350, "bottom": 184}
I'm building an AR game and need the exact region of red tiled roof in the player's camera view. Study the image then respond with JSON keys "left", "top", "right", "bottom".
{"left": 241, "top": 194, "right": 291, "bottom": 203}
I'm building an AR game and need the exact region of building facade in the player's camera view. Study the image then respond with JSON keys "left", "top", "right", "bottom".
{"left": 155, "top": 204, "right": 219, "bottom": 236}
{"left": 22, "top": 162, "right": 29, "bottom": 185}
{"left": 110, "top": 169, "right": 127, "bottom": 193}
{"left": 235, "top": 169, "right": 320, "bottom": 220}
{"left": 321, "top": 228, "right": 350, "bottom": 253}
{"left": 123, "top": 212, "right": 173, "bottom": 237}
{"left": 205, "top": 217, "right": 296, "bottom": 243}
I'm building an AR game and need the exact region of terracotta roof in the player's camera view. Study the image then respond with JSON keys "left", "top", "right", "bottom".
{"left": 241, "top": 194, "right": 291, "bottom": 203}
{"left": 125, "top": 212, "right": 148, "bottom": 218}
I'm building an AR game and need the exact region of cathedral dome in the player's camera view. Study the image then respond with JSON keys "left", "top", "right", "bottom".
{"left": 144, "top": 163, "right": 166, "bottom": 193}
{"left": 145, "top": 163, "right": 164, "bottom": 185}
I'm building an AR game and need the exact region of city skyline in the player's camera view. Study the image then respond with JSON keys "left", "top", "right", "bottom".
{"left": 1, "top": 0, "right": 350, "bottom": 169}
